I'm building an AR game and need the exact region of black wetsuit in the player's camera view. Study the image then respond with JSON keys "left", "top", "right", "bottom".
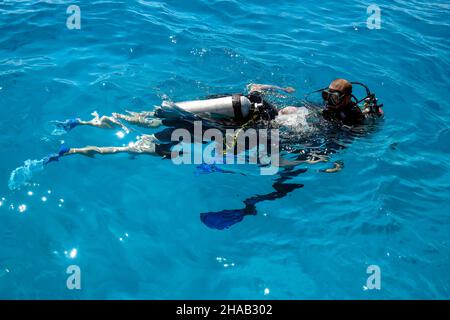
{"left": 245, "top": 91, "right": 278, "bottom": 122}
{"left": 322, "top": 102, "right": 365, "bottom": 126}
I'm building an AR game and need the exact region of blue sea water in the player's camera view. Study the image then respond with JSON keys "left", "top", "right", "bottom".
{"left": 0, "top": 0, "right": 449, "bottom": 299}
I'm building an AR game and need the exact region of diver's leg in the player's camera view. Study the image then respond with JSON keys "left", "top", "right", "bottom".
{"left": 54, "top": 111, "right": 130, "bottom": 133}
{"left": 55, "top": 110, "right": 161, "bottom": 133}
{"left": 62, "top": 134, "right": 158, "bottom": 158}
{"left": 64, "top": 146, "right": 132, "bottom": 157}
{"left": 112, "top": 110, "right": 162, "bottom": 128}
{"left": 77, "top": 111, "right": 130, "bottom": 133}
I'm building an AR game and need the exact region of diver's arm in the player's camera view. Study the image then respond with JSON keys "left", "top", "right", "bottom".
{"left": 247, "top": 83, "right": 295, "bottom": 94}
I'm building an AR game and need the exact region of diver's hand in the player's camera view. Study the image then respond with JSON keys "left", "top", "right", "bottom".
{"left": 283, "top": 86, "right": 295, "bottom": 93}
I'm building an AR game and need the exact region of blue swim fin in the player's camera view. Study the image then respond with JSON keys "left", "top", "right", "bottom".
{"left": 200, "top": 205, "right": 257, "bottom": 230}
{"left": 54, "top": 119, "right": 80, "bottom": 132}
{"left": 195, "top": 163, "right": 234, "bottom": 175}
{"left": 43, "top": 145, "right": 71, "bottom": 165}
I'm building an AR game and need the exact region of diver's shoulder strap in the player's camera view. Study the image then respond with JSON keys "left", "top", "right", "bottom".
{"left": 232, "top": 94, "right": 244, "bottom": 121}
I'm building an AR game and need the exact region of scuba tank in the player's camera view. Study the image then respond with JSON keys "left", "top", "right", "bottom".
{"left": 174, "top": 94, "right": 252, "bottom": 120}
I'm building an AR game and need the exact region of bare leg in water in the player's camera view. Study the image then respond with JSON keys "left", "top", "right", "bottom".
{"left": 62, "top": 134, "right": 158, "bottom": 157}
{"left": 74, "top": 111, "right": 163, "bottom": 132}
{"left": 74, "top": 111, "right": 131, "bottom": 132}
{"left": 112, "top": 110, "right": 162, "bottom": 128}
{"left": 55, "top": 110, "right": 175, "bottom": 158}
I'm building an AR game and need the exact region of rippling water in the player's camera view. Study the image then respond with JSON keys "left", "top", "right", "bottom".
{"left": 0, "top": 0, "right": 449, "bottom": 299}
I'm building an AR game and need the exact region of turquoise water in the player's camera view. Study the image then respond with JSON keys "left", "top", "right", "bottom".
{"left": 0, "top": 0, "right": 449, "bottom": 299}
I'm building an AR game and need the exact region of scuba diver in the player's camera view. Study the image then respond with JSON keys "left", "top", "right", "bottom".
{"left": 48, "top": 78, "right": 382, "bottom": 160}
{"left": 9, "top": 78, "right": 383, "bottom": 230}
{"left": 317, "top": 78, "right": 383, "bottom": 125}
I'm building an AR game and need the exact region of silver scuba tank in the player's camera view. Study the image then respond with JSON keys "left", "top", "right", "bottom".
{"left": 174, "top": 94, "right": 252, "bottom": 120}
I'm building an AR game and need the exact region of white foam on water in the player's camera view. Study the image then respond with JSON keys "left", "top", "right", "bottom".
{"left": 8, "top": 159, "right": 45, "bottom": 191}
{"left": 274, "top": 107, "right": 312, "bottom": 132}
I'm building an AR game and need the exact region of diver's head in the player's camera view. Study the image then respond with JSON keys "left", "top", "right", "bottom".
{"left": 322, "top": 78, "right": 352, "bottom": 110}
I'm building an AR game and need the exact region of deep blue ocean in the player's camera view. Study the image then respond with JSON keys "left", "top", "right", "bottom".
{"left": 0, "top": 0, "right": 449, "bottom": 299}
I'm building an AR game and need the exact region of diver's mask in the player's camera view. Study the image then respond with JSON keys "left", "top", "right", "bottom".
{"left": 321, "top": 89, "right": 347, "bottom": 106}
